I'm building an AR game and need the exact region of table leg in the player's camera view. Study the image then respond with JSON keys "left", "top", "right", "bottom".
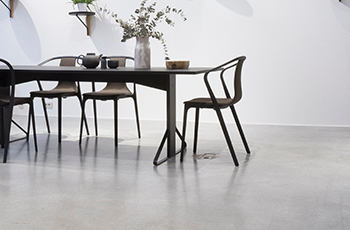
{"left": 167, "top": 74, "right": 176, "bottom": 159}
{"left": 153, "top": 74, "right": 187, "bottom": 165}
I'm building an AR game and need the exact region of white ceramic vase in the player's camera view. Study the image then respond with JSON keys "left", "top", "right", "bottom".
{"left": 134, "top": 36, "right": 151, "bottom": 69}
{"left": 76, "top": 3, "right": 88, "bottom": 11}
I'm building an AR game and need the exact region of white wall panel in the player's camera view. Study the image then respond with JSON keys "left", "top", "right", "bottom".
{"left": 1, "top": 0, "right": 350, "bottom": 126}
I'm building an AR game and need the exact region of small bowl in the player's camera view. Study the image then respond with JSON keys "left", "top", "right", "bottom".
{"left": 108, "top": 60, "right": 119, "bottom": 69}
{"left": 166, "top": 60, "right": 190, "bottom": 69}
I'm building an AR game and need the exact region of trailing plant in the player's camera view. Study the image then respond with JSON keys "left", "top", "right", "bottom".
{"left": 100, "top": 0, "right": 186, "bottom": 60}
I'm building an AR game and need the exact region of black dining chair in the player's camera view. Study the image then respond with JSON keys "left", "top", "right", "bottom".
{"left": 30, "top": 56, "right": 89, "bottom": 143}
{"left": 0, "top": 58, "right": 38, "bottom": 163}
{"left": 79, "top": 56, "right": 141, "bottom": 147}
{"left": 180, "top": 56, "right": 250, "bottom": 166}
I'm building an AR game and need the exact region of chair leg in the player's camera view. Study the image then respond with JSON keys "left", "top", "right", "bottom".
{"left": 26, "top": 103, "right": 31, "bottom": 141}
{"left": 214, "top": 107, "right": 239, "bottom": 166}
{"left": 114, "top": 99, "right": 118, "bottom": 147}
{"left": 30, "top": 99, "right": 38, "bottom": 152}
{"left": 36, "top": 81, "right": 50, "bottom": 133}
{"left": 79, "top": 98, "right": 87, "bottom": 145}
{"left": 40, "top": 98, "right": 51, "bottom": 133}
{"left": 193, "top": 107, "right": 200, "bottom": 153}
{"left": 230, "top": 105, "right": 250, "bottom": 154}
{"left": 93, "top": 100, "right": 98, "bottom": 136}
{"left": 58, "top": 97, "right": 62, "bottom": 143}
{"left": 0, "top": 109, "right": 4, "bottom": 148}
{"left": 132, "top": 95, "right": 141, "bottom": 138}
{"left": 3, "top": 107, "right": 12, "bottom": 163}
{"left": 180, "top": 105, "right": 190, "bottom": 162}
{"left": 91, "top": 82, "right": 98, "bottom": 136}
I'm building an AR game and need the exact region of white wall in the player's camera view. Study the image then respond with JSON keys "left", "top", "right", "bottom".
{"left": 1, "top": 0, "right": 350, "bottom": 126}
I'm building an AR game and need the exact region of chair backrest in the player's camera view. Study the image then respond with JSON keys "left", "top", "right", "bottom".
{"left": 38, "top": 56, "right": 78, "bottom": 91}
{"left": 38, "top": 56, "right": 78, "bottom": 67}
{"left": 0, "top": 58, "right": 15, "bottom": 108}
{"left": 59, "top": 57, "right": 77, "bottom": 67}
{"left": 204, "top": 56, "right": 246, "bottom": 105}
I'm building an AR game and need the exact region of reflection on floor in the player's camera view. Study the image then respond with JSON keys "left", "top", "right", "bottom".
{"left": 1, "top": 115, "right": 350, "bottom": 230}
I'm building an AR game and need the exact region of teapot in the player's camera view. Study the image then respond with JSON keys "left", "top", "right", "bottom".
{"left": 77, "top": 53, "right": 103, "bottom": 69}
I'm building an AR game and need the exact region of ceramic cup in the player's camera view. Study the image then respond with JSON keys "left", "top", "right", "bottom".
{"left": 108, "top": 60, "right": 119, "bottom": 69}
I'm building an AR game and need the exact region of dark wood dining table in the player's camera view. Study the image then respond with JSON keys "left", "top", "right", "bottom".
{"left": 0, "top": 65, "right": 211, "bottom": 165}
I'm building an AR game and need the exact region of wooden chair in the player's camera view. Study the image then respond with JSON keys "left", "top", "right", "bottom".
{"left": 79, "top": 56, "right": 141, "bottom": 147}
{"left": 30, "top": 56, "right": 89, "bottom": 143}
{"left": 0, "top": 58, "right": 37, "bottom": 163}
{"left": 180, "top": 56, "right": 250, "bottom": 166}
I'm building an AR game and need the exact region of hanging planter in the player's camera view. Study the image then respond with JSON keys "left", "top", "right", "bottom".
{"left": 71, "top": 0, "right": 95, "bottom": 11}
{"left": 76, "top": 3, "right": 87, "bottom": 11}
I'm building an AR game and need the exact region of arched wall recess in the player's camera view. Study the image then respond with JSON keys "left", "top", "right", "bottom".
{"left": 69, "top": 11, "right": 95, "bottom": 36}
{"left": 338, "top": 0, "right": 350, "bottom": 7}
{"left": 0, "top": 0, "right": 14, "bottom": 17}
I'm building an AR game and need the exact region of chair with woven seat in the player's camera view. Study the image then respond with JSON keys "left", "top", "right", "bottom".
{"left": 0, "top": 58, "right": 37, "bottom": 163}
{"left": 79, "top": 56, "right": 141, "bottom": 147}
{"left": 180, "top": 56, "right": 250, "bottom": 166}
{"left": 30, "top": 56, "right": 89, "bottom": 143}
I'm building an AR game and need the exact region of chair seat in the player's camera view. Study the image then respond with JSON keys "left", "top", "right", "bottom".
{"left": 184, "top": 97, "right": 235, "bottom": 108}
{"left": 0, "top": 97, "right": 32, "bottom": 106}
{"left": 30, "top": 88, "right": 78, "bottom": 97}
{"left": 83, "top": 83, "right": 132, "bottom": 100}
{"left": 31, "top": 81, "right": 78, "bottom": 98}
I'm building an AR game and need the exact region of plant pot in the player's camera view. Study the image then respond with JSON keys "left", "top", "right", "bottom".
{"left": 134, "top": 36, "right": 151, "bottom": 69}
{"left": 76, "top": 3, "right": 88, "bottom": 11}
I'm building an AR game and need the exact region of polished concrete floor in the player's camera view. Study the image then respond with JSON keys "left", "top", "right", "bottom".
{"left": 1, "top": 115, "right": 350, "bottom": 230}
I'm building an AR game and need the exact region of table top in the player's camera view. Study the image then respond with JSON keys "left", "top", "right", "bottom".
{"left": 0, "top": 66, "right": 213, "bottom": 89}
{"left": 0, "top": 66, "right": 212, "bottom": 75}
